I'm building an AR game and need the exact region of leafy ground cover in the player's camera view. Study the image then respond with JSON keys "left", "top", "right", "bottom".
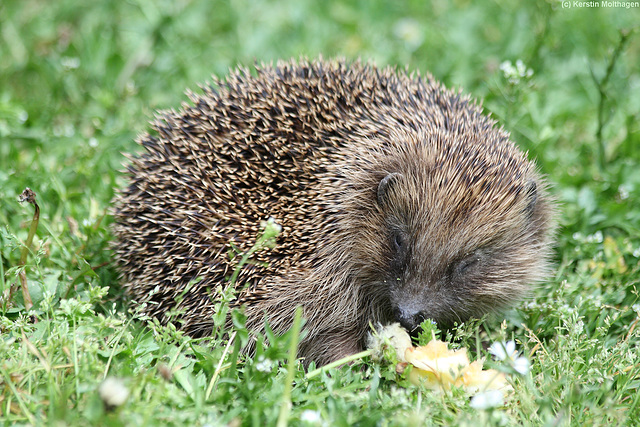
{"left": 1, "top": 0, "right": 639, "bottom": 425}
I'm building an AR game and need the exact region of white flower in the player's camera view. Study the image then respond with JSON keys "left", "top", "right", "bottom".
{"left": 259, "top": 217, "right": 282, "bottom": 248}
{"left": 470, "top": 389, "right": 504, "bottom": 410}
{"left": 17, "top": 111, "right": 28, "bottom": 124}
{"left": 300, "top": 409, "right": 322, "bottom": 423}
{"left": 586, "top": 230, "right": 603, "bottom": 243}
{"left": 61, "top": 56, "right": 80, "bottom": 70}
{"left": 262, "top": 217, "right": 282, "bottom": 234}
{"left": 489, "top": 341, "right": 516, "bottom": 361}
{"left": 499, "top": 59, "right": 533, "bottom": 84}
{"left": 512, "top": 357, "right": 531, "bottom": 376}
{"left": 99, "top": 377, "right": 129, "bottom": 408}
{"left": 255, "top": 356, "right": 274, "bottom": 372}
{"left": 489, "top": 341, "right": 530, "bottom": 375}
{"left": 367, "top": 323, "right": 413, "bottom": 362}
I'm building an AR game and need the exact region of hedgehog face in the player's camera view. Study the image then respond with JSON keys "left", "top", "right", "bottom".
{"left": 385, "top": 233, "right": 498, "bottom": 333}
{"left": 375, "top": 164, "right": 548, "bottom": 334}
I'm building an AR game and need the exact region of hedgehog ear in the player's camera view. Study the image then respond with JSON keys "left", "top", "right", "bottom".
{"left": 524, "top": 180, "right": 537, "bottom": 219}
{"left": 377, "top": 172, "right": 403, "bottom": 206}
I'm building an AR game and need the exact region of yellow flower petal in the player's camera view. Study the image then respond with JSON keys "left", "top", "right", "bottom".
{"left": 458, "top": 360, "right": 510, "bottom": 393}
{"left": 408, "top": 367, "right": 446, "bottom": 390}
{"left": 405, "top": 340, "right": 470, "bottom": 390}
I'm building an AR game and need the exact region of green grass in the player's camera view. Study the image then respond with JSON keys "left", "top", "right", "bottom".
{"left": 1, "top": 0, "right": 640, "bottom": 425}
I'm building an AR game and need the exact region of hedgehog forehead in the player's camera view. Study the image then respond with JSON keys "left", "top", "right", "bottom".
{"left": 386, "top": 128, "right": 531, "bottom": 190}
{"left": 378, "top": 130, "right": 536, "bottom": 246}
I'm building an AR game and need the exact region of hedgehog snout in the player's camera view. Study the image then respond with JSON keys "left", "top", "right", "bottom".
{"left": 394, "top": 310, "right": 426, "bottom": 334}
{"left": 392, "top": 302, "right": 427, "bottom": 334}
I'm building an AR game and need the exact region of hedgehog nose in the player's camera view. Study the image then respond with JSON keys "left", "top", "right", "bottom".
{"left": 393, "top": 308, "right": 424, "bottom": 333}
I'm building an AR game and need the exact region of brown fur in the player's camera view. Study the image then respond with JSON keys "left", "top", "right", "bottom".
{"left": 112, "top": 58, "right": 556, "bottom": 366}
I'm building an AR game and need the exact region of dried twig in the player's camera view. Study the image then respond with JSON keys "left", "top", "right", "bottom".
{"left": 590, "top": 29, "right": 632, "bottom": 171}
{"left": 12, "top": 187, "right": 40, "bottom": 310}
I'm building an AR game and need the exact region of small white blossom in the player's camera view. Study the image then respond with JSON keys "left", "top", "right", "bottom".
{"left": 512, "top": 357, "right": 530, "bottom": 375}
{"left": 258, "top": 217, "right": 282, "bottom": 249}
{"left": 367, "top": 323, "right": 413, "bottom": 362}
{"left": 255, "top": 356, "right": 274, "bottom": 372}
{"left": 489, "top": 341, "right": 516, "bottom": 361}
{"left": 99, "top": 377, "right": 129, "bottom": 408}
{"left": 300, "top": 409, "right": 322, "bottom": 423}
{"left": 470, "top": 389, "right": 504, "bottom": 410}
{"left": 500, "top": 59, "right": 533, "bottom": 84}
{"left": 618, "top": 184, "right": 630, "bottom": 200}
{"left": 261, "top": 217, "right": 282, "bottom": 235}
{"left": 586, "top": 231, "right": 603, "bottom": 243}
{"left": 489, "top": 341, "right": 530, "bottom": 375}
{"left": 61, "top": 56, "right": 80, "bottom": 70}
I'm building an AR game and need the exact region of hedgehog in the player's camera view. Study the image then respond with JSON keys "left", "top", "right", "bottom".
{"left": 112, "top": 58, "right": 555, "bottom": 366}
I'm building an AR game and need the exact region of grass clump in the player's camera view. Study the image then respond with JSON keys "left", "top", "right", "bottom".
{"left": 1, "top": 0, "right": 640, "bottom": 425}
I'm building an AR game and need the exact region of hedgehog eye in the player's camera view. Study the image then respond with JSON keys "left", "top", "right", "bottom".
{"left": 456, "top": 256, "right": 479, "bottom": 275}
{"left": 389, "top": 228, "right": 407, "bottom": 255}
{"left": 394, "top": 233, "right": 404, "bottom": 251}
{"left": 452, "top": 250, "right": 484, "bottom": 277}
